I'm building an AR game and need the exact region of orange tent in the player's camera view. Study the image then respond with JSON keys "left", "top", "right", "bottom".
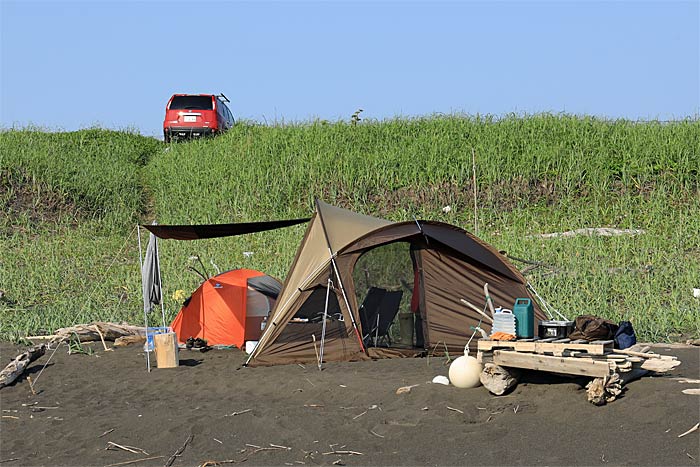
{"left": 170, "top": 269, "right": 279, "bottom": 348}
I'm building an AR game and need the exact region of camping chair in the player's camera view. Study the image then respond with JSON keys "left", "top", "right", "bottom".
{"left": 359, "top": 287, "right": 386, "bottom": 346}
{"left": 372, "top": 290, "right": 403, "bottom": 347}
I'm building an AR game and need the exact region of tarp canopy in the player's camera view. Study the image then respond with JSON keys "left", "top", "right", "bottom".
{"left": 246, "top": 201, "right": 547, "bottom": 367}
{"left": 142, "top": 218, "right": 310, "bottom": 240}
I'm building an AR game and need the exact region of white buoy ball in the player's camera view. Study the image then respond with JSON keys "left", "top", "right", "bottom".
{"left": 448, "top": 354, "right": 483, "bottom": 388}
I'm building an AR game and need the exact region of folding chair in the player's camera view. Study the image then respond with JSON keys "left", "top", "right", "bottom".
{"left": 359, "top": 287, "right": 386, "bottom": 346}
{"left": 372, "top": 290, "right": 403, "bottom": 347}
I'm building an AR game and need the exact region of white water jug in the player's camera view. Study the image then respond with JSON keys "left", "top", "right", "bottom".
{"left": 491, "top": 309, "right": 516, "bottom": 336}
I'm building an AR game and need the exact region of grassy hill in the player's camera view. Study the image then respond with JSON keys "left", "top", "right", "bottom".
{"left": 1, "top": 115, "right": 698, "bottom": 341}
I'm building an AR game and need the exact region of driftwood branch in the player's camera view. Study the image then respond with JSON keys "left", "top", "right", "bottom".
{"left": 106, "top": 441, "right": 149, "bottom": 455}
{"left": 165, "top": 434, "right": 193, "bottom": 467}
{"left": 114, "top": 335, "right": 147, "bottom": 347}
{"left": 104, "top": 456, "right": 165, "bottom": 467}
{"left": 678, "top": 423, "right": 699, "bottom": 438}
{"left": 530, "top": 228, "right": 645, "bottom": 239}
{"left": 586, "top": 369, "right": 648, "bottom": 405}
{"left": 613, "top": 349, "right": 676, "bottom": 360}
{"left": 55, "top": 322, "right": 146, "bottom": 342}
{"left": 0, "top": 345, "right": 46, "bottom": 389}
{"left": 94, "top": 324, "right": 113, "bottom": 351}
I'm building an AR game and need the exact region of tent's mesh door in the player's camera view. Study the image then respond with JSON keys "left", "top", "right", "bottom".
{"left": 351, "top": 242, "right": 417, "bottom": 348}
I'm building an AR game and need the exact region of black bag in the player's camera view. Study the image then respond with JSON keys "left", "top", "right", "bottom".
{"left": 614, "top": 321, "right": 637, "bottom": 349}
{"left": 568, "top": 315, "right": 619, "bottom": 341}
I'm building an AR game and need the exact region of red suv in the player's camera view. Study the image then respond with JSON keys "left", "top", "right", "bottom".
{"left": 163, "top": 93, "right": 234, "bottom": 142}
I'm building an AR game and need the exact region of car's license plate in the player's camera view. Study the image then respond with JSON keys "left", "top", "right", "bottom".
{"left": 184, "top": 115, "right": 197, "bottom": 122}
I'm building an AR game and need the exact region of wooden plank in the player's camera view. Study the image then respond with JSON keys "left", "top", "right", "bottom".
{"left": 575, "top": 354, "right": 627, "bottom": 362}
{"left": 478, "top": 340, "right": 536, "bottom": 352}
{"left": 478, "top": 339, "right": 612, "bottom": 355}
{"left": 535, "top": 341, "right": 611, "bottom": 355}
{"left": 493, "top": 350, "right": 613, "bottom": 377}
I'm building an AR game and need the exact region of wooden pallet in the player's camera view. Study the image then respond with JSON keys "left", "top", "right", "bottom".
{"left": 477, "top": 338, "right": 614, "bottom": 356}
{"left": 490, "top": 350, "right": 615, "bottom": 377}
{"left": 476, "top": 338, "right": 649, "bottom": 378}
{"left": 477, "top": 341, "right": 681, "bottom": 405}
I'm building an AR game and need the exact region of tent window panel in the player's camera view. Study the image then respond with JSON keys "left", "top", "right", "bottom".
{"left": 275, "top": 286, "right": 348, "bottom": 342}
{"left": 292, "top": 287, "right": 344, "bottom": 323}
{"left": 274, "top": 320, "right": 348, "bottom": 345}
{"left": 246, "top": 287, "right": 271, "bottom": 317}
{"left": 352, "top": 242, "right": 415, "bottom": 348}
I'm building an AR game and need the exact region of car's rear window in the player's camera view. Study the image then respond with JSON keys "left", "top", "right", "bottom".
{"left": 169, "top": 96, "right": 213, "bottom": 110}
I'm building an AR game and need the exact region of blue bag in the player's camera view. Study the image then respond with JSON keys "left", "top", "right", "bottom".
{"left": 615, "top": 321, "right": 636, "bottom": 349}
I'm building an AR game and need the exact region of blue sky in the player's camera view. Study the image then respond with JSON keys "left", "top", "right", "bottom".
{"left": 1, "top": 1, "right": 698, "bottom": 138}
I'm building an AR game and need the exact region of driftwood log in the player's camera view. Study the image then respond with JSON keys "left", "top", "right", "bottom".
{"left": 30, "top": 322, "right": 147, "bottom": 344}
{"left": 480, "top": 363, "right": 521, "bottom": 395}
{"left": 114, "top": 335, "right": 147, "bottom": 347}
{"left": 0, "top": 344, "right": 46, "bottom": 389}
{"left": 586, "top": 369, "right": 648, "bottom": 405}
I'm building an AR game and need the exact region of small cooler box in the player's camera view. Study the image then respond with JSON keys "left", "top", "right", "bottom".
{"left": 538, "top": 320, "right": 575, "bottom": 339}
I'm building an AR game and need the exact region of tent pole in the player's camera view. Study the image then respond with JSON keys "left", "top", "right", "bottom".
{"left": 328, "top": 252, "right": 365, "bottom": 352}
{"left": 315, "top": 199, "right": 366, "bottom": 353}
{"left": 318, "top": 276, "right": 332, "bottom": 370}
{"left": 137, "top": 224, "right": 151, "bottom": 373}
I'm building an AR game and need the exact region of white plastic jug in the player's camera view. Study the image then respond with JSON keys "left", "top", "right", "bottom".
{"left": 491, "top": 309, "right": 516, "bottom": 336}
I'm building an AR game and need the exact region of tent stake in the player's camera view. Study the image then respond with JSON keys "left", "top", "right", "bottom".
{"left": 312, "top": 335, "right": 320, "bottom": 368}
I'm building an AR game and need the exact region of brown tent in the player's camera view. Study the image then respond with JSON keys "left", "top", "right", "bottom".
{"left": 246, "top": 200, "right": 545, "bottom": 367}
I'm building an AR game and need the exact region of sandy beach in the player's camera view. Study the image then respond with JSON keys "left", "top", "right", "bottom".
{"left": 0, "top": 341, "right": 698, "bottom": 467}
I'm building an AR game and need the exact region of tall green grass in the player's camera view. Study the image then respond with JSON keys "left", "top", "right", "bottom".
{"left": 0, "top": 129, "right": 161, "bottom": 336}
{"left": 1, "top": 128, "right": 160, "bottom": 231}
{"left": 1, "top": 115, "right": 698, "bottom": 341}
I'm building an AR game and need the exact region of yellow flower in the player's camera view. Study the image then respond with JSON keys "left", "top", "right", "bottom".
{"left": 172, "top": 289, "right": 187, "bottom": 301}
